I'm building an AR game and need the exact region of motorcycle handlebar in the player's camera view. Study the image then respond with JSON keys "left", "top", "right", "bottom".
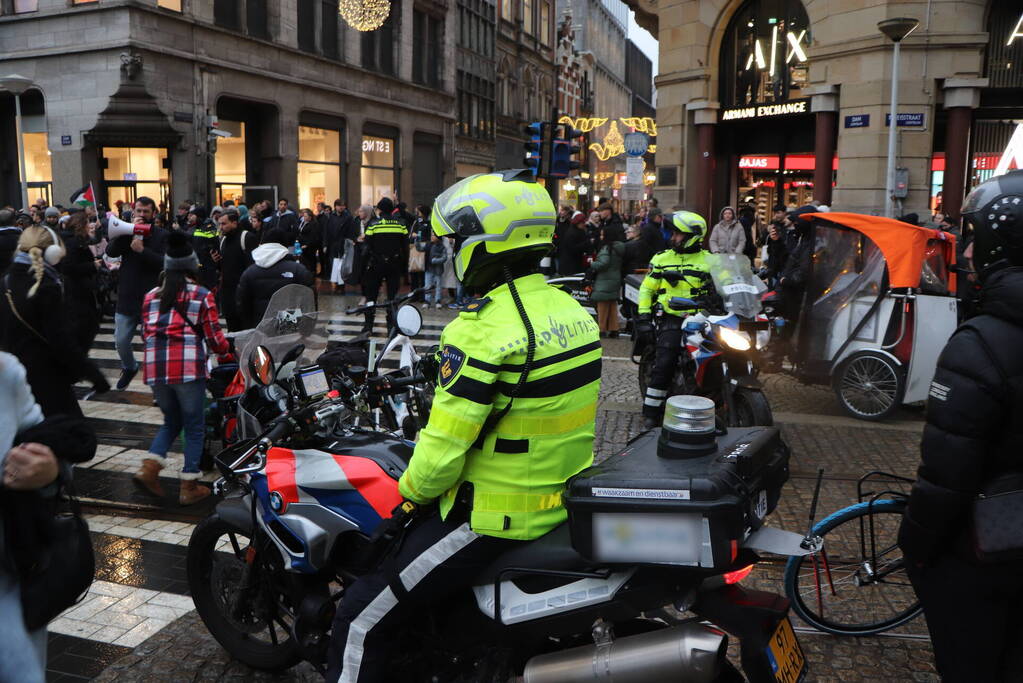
{"left": 373, "top": 374, "right": 428, "bottom": 395}
{"left": 261, "top": 418, "right": 294, "bottom": 447}
{"left": 345, "top": 288, "right": 429, "bottom": 316}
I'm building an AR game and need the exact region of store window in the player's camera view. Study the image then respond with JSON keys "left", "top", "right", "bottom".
{"left": 22, "top": 133, "right": 52, "bottom": 205}
{"left": 214, "top": 120, "right": 246, "bottom": 205}
{"left": 987, "top": 4, "right": 1023, "bottom": 88}
{"left": 102, "top": 147, "right": 170, "bottom": 208}
{"left": 297, "top": 125, "right": 342, "bottom": 210}
{"left": 719, "top": 0, "right": 810, "bottom": 108}
{"left": 361, "top": 134, "right": 397, "bottom": 204}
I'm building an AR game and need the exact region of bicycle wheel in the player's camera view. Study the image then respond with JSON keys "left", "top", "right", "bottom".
{"left": 783, "top": 498, "right": 922, "bottom": 636}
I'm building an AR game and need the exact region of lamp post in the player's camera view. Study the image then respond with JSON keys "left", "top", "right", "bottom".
{"left": 0, "top": 74, "right": 34, "bottom": 211}
{"left": 878, "top": 18, "right": 919, "bottom": 217}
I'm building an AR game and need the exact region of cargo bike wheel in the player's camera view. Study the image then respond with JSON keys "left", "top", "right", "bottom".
{"left": 783, "top": 498, "right": 921, "bottom": 636}
{"left": 834, "top": 351, "right": 905, "bottom": 421}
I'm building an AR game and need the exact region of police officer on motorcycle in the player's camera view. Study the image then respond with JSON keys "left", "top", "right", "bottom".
{"left": 326, "top": 170, "right": 602, "bottom": 683}
{"left": 634, "top": 211, "right": 713, "bottom": 428}
{"left": 898, "top": 170, "right": 1023, "bottom": 681}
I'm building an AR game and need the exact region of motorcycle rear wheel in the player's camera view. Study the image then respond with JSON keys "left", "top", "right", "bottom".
{"left": 187, "top": 515, "right": 301, "bottom": 671}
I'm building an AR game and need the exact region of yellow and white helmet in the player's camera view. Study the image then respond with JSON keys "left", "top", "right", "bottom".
{"left": 432, "top": 169, "right": 555, "bottom": 288}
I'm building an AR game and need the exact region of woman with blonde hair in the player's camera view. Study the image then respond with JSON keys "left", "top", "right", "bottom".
{"left": 0, "top": 225, "right": 109, "bottom": 416}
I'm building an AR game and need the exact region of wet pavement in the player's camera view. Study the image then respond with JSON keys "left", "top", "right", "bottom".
{"left": 50, "top": 287, "right": 938, "bottom": 681}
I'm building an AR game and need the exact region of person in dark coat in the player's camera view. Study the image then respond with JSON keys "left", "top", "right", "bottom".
{"left": 105, "top": 196, "right": 168, "bottom": 390}
{"left": 187, "top": 206, "right": 220, "bottom": 291}
{"left": 558, "top": 213, "right": 591, "bottom": 276}
{"left": 297, "top": 208, "right": 322, "bottom": 277}
{"left": 214, "top": 209, "right": 253, "bottom": 331}
{"left": 58, "top": 212, "right": 102, "bottom": 351}
{"left": 316, "top": 202, "right": 332, "bottom": 277}
{"left": 898, "top": 170, "right": 1023, "bottom": 681}
{"left": 622, "top": 221, "right": 664, "bottom": 275}
{"left": 265, "top": 199, "right": 299, "bottom": 240}
{"left": 764, "top": 205, "right": 790, "bottom": 285}
{"left": 0, "top": 226, "right": 109, "bottom": 416}
{"left": 738, "top": 205, "right": 758, "bottom": 264}
{"left": 0, "top": 209, "right": 22, "bottom": 276}
{"left": 236, "top": 230, "right": 315, "bottom": 329}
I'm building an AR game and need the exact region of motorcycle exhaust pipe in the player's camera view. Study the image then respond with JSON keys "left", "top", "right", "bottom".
{"left": 523, "top": 622, "right": 727, "bottom": 683}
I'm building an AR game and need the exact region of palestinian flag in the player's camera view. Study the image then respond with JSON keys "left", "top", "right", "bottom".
{"left": 70, "top": 183, "right": 95, "bottom": 207}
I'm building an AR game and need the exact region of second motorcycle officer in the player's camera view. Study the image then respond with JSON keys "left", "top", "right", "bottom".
{"left": 634, "top": 211, "right": 713, "bottom": 427}
{"left": 326, "top": 170, "right": 602, "bottom": 683}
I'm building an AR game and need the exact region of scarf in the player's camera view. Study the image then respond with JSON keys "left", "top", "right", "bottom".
{"left": 13, "top": 251, "right": 64, "bottom": 294}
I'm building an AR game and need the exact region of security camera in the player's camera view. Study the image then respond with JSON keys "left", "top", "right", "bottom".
{"left": 209, "top": 129, "right": 233, "bottom": 138}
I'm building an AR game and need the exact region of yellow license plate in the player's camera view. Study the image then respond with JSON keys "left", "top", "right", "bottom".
{"left": 766, "top": 617, "right": 807, "bottom": 683}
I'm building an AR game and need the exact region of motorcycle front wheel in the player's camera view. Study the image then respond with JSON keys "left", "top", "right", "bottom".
{"left": 730, "top": 388, "right": 774, "bottom": 427}
{"left": 187, "top": 515, "right": 301, "bottom": 671}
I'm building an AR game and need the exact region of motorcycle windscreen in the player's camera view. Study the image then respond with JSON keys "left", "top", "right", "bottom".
{"left": 801, "top": 226, "right": 886, "bottom": 363}
{"left": 238, "top": 283, "right": 329, "bottom": 387}
{"left": 704, "top": 253, "right": 766, "bottom": 319}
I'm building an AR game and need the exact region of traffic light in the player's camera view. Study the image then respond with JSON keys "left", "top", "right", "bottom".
{"left": 523, "top": 122, "right": 546, "bottom": 178}
{"left": 550, "top": 125, "right": 583, "bottom": 178}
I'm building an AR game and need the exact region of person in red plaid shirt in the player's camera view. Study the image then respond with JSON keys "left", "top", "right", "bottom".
{"left": 133, "top": 232, "right": 229, "bottom": 505}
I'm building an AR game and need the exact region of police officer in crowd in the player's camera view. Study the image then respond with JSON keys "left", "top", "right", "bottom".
{"left": 359, "top": 197, "right": 407, "bottom": 333}
{"left": 326, "top": 170, "right": 602, "bottom": 682}
{"left": 898, "top": 170, "right": 1023, "bottom": 681}
{"left": 633, "top": 211, "right": 713, "bottom": 428}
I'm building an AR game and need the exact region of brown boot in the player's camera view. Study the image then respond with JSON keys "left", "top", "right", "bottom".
{"left": 133, "top": 458, "right": 165, "bottom": 498}
{"left": 179, "top": 479, "right": 212, "bottom": 506}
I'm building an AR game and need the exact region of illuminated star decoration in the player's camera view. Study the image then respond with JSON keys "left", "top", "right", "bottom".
{"left": 339, "top": 0, "right": 390, "bottom": 31}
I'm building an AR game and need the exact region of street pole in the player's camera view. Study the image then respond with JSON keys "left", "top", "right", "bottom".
{"left": 546, "top": 106, "right": 559, "bottom": 206}
{"left": 13, "top": 93, "right": 28, "bottom": 211}
{"left": 878, "top": 18, "right": 919, "bottom": 218}
{"left": 884, "top": 41, "right": 900, "bottom": 218}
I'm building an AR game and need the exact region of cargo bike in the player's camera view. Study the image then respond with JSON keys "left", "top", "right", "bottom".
{"left": 764, "top": 213, "right": 959, "bottom": 421}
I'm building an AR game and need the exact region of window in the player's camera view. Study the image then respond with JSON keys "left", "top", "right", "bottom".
{"left": 214, "top": 0, "right": 240, "bottom": 30}
{"left": 457, "top": 71, "right": 495, "bottom": 140}
{"left": 522, "top": 0, "right": 532, "bottom": 34}
{"left": 322, "top": 0, "right": 339, "bottom": 59}
{"left": 298, "top": 0, "right": 316, "bottom": 52}
{"left": 361, "top": 135, "right": 397, "bottom": 203}
{"left": 247, "top": 0, "right": 269, "bottom": 39}
{"left": 413, "top": 10, "right": 443, "bottom": 87}
{"left": 13, "top": 0, "right": 37, "bottom": 11}
{"left": 102, "top": 147, "right": 170, "bottom": 209}
{"left": 298, "top": 125, "right": 342, "bottom": 210}
{"left": 362, "top": 1, "right": 398, "bottom": 75}
{"left": 71, "top": 0, "right": 98, "bottom": 5}
{"left": 214, "top": 120, "right": 246, "bottom": 205}
{"left": 22, "top": 133, "right": 52, "bottom": 200}
{"left": 540, "top": 0, "right": 550, "bottom": 46}
{"left": 158, "top": 0, "right": 182, "bottom": 10}
{"left": 500, "top": 0, "right": 512, "bottom": 22}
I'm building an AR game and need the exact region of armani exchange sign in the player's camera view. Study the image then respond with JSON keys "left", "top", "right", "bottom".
{"left": 720, "top": 98, "right": 810, "bottom": 122}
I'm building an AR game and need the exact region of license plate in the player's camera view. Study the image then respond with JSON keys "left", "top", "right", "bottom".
{"left": 765, "top": 617, "right": 806, "bottom": 683}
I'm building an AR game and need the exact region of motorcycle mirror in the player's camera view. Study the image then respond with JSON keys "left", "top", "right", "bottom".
{"left": 248, "top": 345, "right": 276, "bottom": 387}
{"left": 396, "top": 304, "right": 423, "bottom": 337}
{"left": 278, "top": 344, "right": 306, "bottom": 369}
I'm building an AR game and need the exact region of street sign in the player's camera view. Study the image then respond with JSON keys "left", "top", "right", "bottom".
{"left": 621, "top": 184, "right": 644, "bottom": 200}
{"left": 626, "top": 157, "right": 645, "bottom": 185}
{"left": 60, "top": 135, "right": 72, "bottom": 146}
{"left": 885, "top": 113, "right": 925, "bottom": 127}
{"left": 844, "top": 114, "right": 870, "bottom": 128}
{"left": 623, "top": 132, "right": 649, "bottom": 157}
{"left": 123, "top": 173, "right": 137, "bottom": 181}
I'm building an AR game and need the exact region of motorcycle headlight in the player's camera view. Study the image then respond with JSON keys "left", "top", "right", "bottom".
{"left": 717, "top": 326, "right": 751, "bottom": 351}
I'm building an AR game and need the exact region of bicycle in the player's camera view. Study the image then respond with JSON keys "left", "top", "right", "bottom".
{"left": 783, "top": 470, "right": 922, "bottom": 636}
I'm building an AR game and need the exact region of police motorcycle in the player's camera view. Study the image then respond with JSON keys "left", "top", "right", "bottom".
{"left": 188, "top": 342, "right": 814, "bottom": 682}
{"left": 636, "top": 254, "right": 774, "bottom": 427}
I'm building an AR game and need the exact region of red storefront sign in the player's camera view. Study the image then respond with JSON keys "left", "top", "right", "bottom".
{"left": 738, "top": 154, "right": 840, "bottom": 171}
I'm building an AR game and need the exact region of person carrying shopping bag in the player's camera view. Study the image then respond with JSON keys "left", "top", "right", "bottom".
{"left": 133, "top": 232, "right": 229, "bottom": 506}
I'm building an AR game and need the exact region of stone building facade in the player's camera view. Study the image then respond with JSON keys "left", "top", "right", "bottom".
{"left": 628, "top": 0, "right": 1022, "bottom": 224}
{"left": 0, "top": 0, "right": 457, "bottom": 211}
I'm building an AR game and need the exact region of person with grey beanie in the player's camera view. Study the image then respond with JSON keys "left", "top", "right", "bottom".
{"left": 134, "top": 231, "right": 229, "bottom": 506}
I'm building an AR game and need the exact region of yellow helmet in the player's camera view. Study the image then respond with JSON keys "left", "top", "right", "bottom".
{"left": 432, "top": 170, "right": 555, "bottom": 288}
{"left": 667, "top": 210, "right": 707, "bottom": 253}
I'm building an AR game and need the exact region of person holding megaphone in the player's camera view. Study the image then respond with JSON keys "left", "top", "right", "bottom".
{"left": 105, "top": 197, "right": 168, "bottom": 390}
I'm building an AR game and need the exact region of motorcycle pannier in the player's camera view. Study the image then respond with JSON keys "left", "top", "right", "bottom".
{"left": 564, "top": 425, "right": 790, "bottom": 569}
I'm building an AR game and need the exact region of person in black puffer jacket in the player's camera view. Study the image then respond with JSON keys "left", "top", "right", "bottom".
{"left": 898, "top": 170, "right": 1023, "bottom": 682}
{"left": 236, "top": 229, "right": 314, "bottom": 329}
{"left": 0, "top": 226, "right": 109, "bottom": 416}
{"left": 59, "top": 212, "right": 102, "bottom": 351}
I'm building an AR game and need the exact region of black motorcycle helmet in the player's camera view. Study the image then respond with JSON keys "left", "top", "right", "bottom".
{"left": 961, "top": 170, "right": 1023, "bottom": 281}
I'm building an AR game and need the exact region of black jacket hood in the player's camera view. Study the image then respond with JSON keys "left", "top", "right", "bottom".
{"left": 980, "top": 266, "right": 1023, "bottom": 326}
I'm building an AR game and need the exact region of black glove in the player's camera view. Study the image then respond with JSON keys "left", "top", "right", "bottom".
{"left": 634, "top": 314, "right": 655, "bottom": 343}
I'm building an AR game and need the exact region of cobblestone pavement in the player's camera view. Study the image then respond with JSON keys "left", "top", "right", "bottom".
{"left": 73, "top": 293, "right": 938, "bottom": 681}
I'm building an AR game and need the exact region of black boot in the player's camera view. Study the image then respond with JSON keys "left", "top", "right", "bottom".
{"left": 362, "top": 311, "right": 375, "bottom": 334}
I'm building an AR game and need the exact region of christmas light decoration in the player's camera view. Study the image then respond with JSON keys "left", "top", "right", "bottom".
{"left": 589, "top": 120, "right": 624, "bottom": 161}
{"left": 558, "top": 116, "right": 608, "bottom": 132}
{"left": 339, "top": 0, "right": 390, "bottom": 32}
{"left": 620, "top": 117, "right": 658, "bottom": 136}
